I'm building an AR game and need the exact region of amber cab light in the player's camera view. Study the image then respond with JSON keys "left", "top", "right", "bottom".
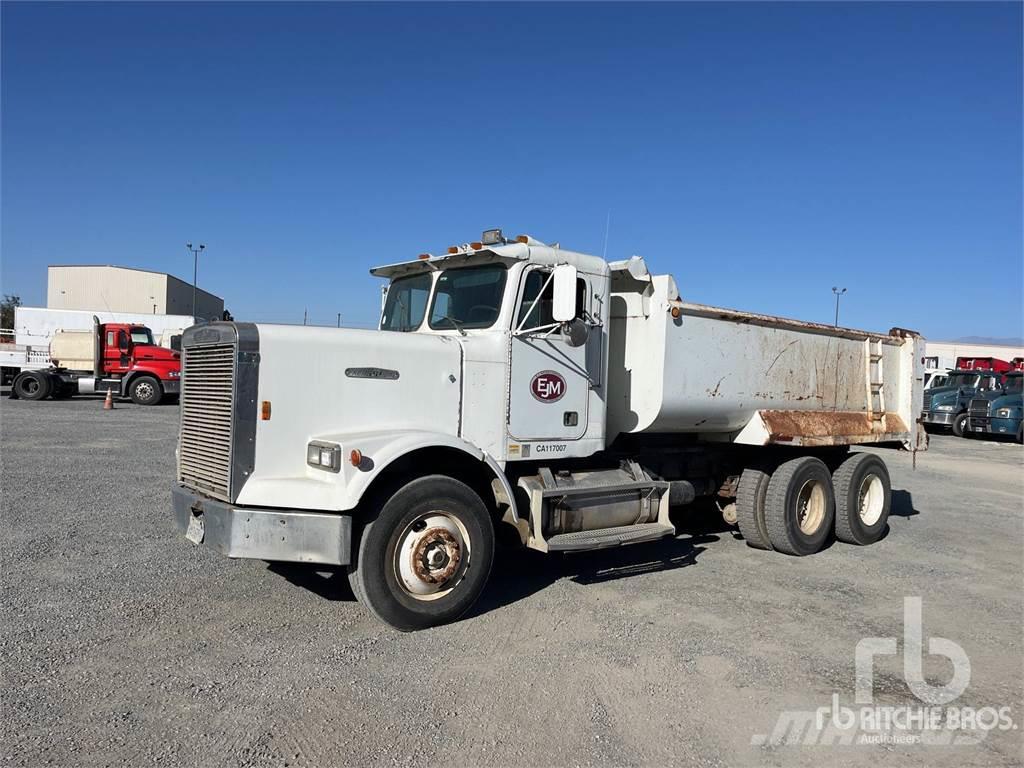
{"left": 261, "top": 400, "right": 272, "bottom": 420}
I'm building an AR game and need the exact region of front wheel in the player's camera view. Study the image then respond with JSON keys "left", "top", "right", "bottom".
{"left": 952, "top": 412, "right": 969, "bottom": 437}
{"left": 348, "top": 475, "right": 495, "bottom": 631}
{"left": 129, "top": 375, "right": 162, "bottom": 405}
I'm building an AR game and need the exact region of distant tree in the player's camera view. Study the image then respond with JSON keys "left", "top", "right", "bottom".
{"left": 0, "top": 294, "right": 20, "bottom": 335}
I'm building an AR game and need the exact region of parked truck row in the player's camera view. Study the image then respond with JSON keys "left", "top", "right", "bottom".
{"left": 921, "top": 356, "right": 1024, "bottom": 441}
{"left": 170, "top": 230, "right": 926, "bottom": 631}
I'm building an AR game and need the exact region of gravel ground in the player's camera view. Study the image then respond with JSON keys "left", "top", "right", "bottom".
{"left": 2, "top": 397, "right": 1022, "bottom": 767}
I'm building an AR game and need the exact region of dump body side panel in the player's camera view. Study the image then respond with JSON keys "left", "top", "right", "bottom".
{"left": 608, "top": 275, "right": 922, "bottom": 448}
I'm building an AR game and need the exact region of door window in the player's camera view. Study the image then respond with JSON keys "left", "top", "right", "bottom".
{"left": 516, "top": 270, "right": 588, "bottom": 331}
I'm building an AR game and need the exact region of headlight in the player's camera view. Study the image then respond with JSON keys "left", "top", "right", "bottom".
{"left": 937, "top": 405, "right": 954, "bottom": 411}
{"left": 307, "top": 441, "right": 341, "bottom": 472}
{"left": 996, "top": 408, "right": 1012, "bottom": 418}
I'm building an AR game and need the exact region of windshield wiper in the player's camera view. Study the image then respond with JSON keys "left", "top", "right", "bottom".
{"left": 436, "top": 315, "right": 467, "bottom": 336}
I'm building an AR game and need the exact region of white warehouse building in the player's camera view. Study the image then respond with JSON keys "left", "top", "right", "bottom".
{"left": 923, "top": 340, "right": 1023, "bottom": 370}
{"left": 47, "top": 265, "right": 224, "bottom": 321}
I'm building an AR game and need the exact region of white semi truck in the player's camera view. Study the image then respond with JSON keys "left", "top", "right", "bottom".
{"left": 172, "top": 230, "right": 926, "bottom": 631}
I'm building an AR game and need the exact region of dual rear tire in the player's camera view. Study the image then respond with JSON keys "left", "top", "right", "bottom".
{"left": 738, "top": 453, "right": 891, "bottom": 556}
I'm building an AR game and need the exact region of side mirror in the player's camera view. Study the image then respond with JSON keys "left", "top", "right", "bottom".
{"left": 552, "top": 264, "right": 577, "bottom": 323}
{"left": 562, "top": 318, "right": 589, "bottom": 347}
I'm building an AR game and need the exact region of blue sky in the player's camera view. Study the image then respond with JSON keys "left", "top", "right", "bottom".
{"left": 2, "top": 2, "right": 1021, "bottom": 339}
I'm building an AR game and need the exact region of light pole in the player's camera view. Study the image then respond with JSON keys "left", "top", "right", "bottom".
{"left": 337, "top": 313, "right": 341, "bottom": 328}
{"left": 186, "top": 242, "right": 206, "bottom": 320}
{"left": 832, "top": 286, "right": 847, "bottom": 327}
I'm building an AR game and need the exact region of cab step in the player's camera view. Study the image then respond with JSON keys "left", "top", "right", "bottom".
{"left": 546, "top": 522, "right": 675, "bottom": 552}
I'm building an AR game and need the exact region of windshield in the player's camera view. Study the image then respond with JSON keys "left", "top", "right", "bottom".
{"left": 946, "top": 374, "right": 980, "bottom": 388}
{"left": 429, "top": 265, "right": 507, "bottom": 330}
{"left": 130, "top": 328, "right": 154, "bottom": 345}
{"left": 1003, "top": 376, "right": 1023, "bottom": 395}
{"left": 381, "top": 273, "right": 432, "bottom": 332}
{"left": 927, "top": 375, "right": 948, "bottom": 389}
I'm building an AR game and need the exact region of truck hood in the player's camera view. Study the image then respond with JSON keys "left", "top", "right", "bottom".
{"left": 929, "top": 390, "right": 966, "bottom": 407}
{"left": 987, "top": 393, "right": 1023, "bottom": 411}
{"left": 236, "top": 325, "right": 464, "bottom": 509}
{"left": 134, "top": 344, "right": 179, "bottom": 362}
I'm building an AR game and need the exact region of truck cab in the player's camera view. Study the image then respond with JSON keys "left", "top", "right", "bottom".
{"left": 921, "top": 369, "right": 1007, "bottom": 437}
{"left": 967, "top": 371, "right": 1024, "bottom": 442}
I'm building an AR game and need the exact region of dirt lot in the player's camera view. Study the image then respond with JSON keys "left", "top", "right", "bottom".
{"left": 2, "top": 397, "right": 1022, "bottom": 767}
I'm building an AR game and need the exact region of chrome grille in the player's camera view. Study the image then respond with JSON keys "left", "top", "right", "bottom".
{"left": 922, "top": 393, "right": 933, "bottom": 413}
{"left": 969, "top": 398, "right": 990, "bottom": 427}
{"left": 178, "top": 342, "right": 236, "bottom": 501}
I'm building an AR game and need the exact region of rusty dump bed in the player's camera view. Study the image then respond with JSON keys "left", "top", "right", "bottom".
{"left": 607, "top": 275, "right": 926, "bottom": 450}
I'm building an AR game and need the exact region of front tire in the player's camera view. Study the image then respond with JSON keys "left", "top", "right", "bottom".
{"left": 952, "top": 412, "right": 969, "bottom": 437}
{"left": 832, "top": 453, "right": 891, "bottom": 545}
{"left": 129, "top": 375, "right": 162, "bottom": 405}
{"left": 347, "top": 475, "right": 495, "bottom": 631}
{"left": 765, "top": 456, "right": 835, "bottom": 556}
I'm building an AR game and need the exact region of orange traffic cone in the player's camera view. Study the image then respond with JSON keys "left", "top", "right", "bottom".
{"left": 103, "top": 388, "right": 114, "bottom": 410}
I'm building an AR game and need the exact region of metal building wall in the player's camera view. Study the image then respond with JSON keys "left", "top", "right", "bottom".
{"left": 165, "top": 274, "right": 224, "bottom": 321}
{"left": 47, "top": 266, "right": 169, "bottom": 314}
{"left": 47, "top": 265, "right": 224, "bottom": 321}
{"left": 924, "top": 341, "right": 1024, "bottom": 370}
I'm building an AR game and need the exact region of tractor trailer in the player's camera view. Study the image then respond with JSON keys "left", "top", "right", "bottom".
{"left": 172, "top": 231, "right": 926, "bottom": 630}
{"left": 6, "top": 317, "right": 181, "bottom": 404}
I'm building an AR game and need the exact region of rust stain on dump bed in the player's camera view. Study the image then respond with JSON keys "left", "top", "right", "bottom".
{"left": 761, "top": 410, "right": 909, "bottom": 441}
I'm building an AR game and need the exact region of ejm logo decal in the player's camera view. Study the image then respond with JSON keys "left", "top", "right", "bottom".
{"left": 530, "top": 371, "right": 566, "bottom": 403}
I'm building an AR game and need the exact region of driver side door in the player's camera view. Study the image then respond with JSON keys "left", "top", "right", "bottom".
{"left": 508, "top": 267, "right": 590, "bottom": 442}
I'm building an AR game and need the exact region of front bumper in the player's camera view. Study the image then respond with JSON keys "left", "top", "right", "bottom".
{"left": 922, "top": 411, "right": 957, "bottom": 426}
{"left": 171, "top": 484, "right": 351, "bottom": 565}
{"left": 969, "top": 417, "right": 1021, "bottom": 436}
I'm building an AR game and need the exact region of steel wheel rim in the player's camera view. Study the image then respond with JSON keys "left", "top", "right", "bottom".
{"left": 796, "top": 479, "right": 826, "bottom": 535}
{"left": 136, "top": 382, "right": 154, "bottom": 400}
{"left": 23, "top": 379, "right": 39, "bottom": 395}
{"left": 858, "top": 474, "right": 885, "bottom": 526}
{"left": 394, "top": 511, "right": 470, "bottom": 601}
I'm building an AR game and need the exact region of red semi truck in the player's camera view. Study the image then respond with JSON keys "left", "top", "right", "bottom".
{"left": 6, "top": 317, "right": 180, "bottom": 405}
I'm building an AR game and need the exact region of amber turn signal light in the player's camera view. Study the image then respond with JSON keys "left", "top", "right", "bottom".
{"left": 261, "top": 400, "right": 272, "bottom": 420}
{"left": 350, "top": 449, "right": 363, "bottom": 467}
{"left": 516, "top": 235, "right": 529, "bottom": 244}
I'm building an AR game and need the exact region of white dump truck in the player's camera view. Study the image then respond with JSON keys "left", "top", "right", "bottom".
{"left": 172, "top": 230, "right": 926, "bottom": 630}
